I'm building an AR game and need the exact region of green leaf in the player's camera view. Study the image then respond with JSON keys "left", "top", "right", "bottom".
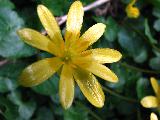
{"left": 32, "top": 74, "right": 59, "bottom": 96}
{"left": 0, "top": 96, "right": 19, "bottom": 120}
{"left": 94, "top": 16, "right": 119, "bottom": 42}
{"left": 18, "top": 101, "right": 36, "bottom": 120}
{"left": 104, "top": 17, "right": 119, "bottom": 42}
{"left": 153, "top": 7, "right": 160, "bottom": 18}
{"left": 108, "top": 63, "right": 126, "bottom": 92}
{"left": 153, "top": 19, "right": 160, "bottom": 31}
{"left": 34, "top": 107, "right": 54, "bottom": 120}
{"left": 64, "top": 103, "right": 89, "bottom": 120}
{"left": 109, "top": 63, "right": 141, "bottom": 98}
{"left": 0, "top": 76, "right": 18, "bottom": 93}
{"left": 8, "top": 90, "right": 36, "bottom": 120}
{"left": 134, "top": 48, "right": 148, "bottom": 63}
{"left": 0, "top": 62, "right": 26, "bottom": 93}
{"left": 0, "top": 62, "right": 25, "bottom": 78}
{"left": 118, "top": 26, "right": 147, "bottom": 63}
{"left": 7, "top": 90, "right": 22, "bottom": 106}
{"left": 149, "top": 0, "right": 160, "bottom": 8}
{"left": 136, "top": 78, "right": 152, "bottom": 99}
{"left": 149, "top": 57, "right": 160, "bottom": 70}
{"left": 0, "top": 0, "right": 15, "bottom": 9}
{"left": 144, "top": 19, "right": 157, "bottom": 44}
{"left": 0, "top": 7, "right": 36, "bottom": 58}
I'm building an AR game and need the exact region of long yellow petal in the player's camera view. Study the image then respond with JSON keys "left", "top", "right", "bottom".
{"left": 84, "top": 62, "right": 118, "bottom": 83}
{"left": 82, "top": 48, "right": 122, "bottom": 63}
{"left": 19, "top": 57, "right": 63, "bottom": 87}
{"left": 65, "top": 1, "right": 84, "bottom": 47}
{"left": 150, "top": 77, "right": 160, "bottom": 99}
{"left": 17, "top": 28, "right": 60, "bottom": 56}
{"left": 140, "top": 96, "right": 159, "bottom": 108}
{"left": 75, "top": 23, "right": 106, "bottom": 52}
{"left": 37, "top": 5, "right": 64, "bottom": 52}
{"left": 73, "top": 67, "right": 105, "bottom": 108}
{"left": 59, "top": 65, "right": 74, "bottom": 109}
{"left": 150, "top": 113, "right": 158, "bottom": 120}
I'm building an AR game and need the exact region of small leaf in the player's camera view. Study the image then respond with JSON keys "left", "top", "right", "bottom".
{"left": 104, "top": 17, "right": 119, "bottom": 42}
{"left": 64, "top": 103, "right": 89, "bottom": 120}
{"left": 153, "top": 7, "right": 160, "bottom": 18}
{"left": 153, "top": 19, "right": 160, "bottom": 31}
{"left": 134, "top": 48, "right": 147, "bottom": 63}
{"left": 144, "top": 19, "right": 157, "bottom": 44}
{"left": 149, "top": 57, "right": 160, "bottom": 70}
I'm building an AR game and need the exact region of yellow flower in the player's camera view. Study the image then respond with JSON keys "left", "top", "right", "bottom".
{"left": 150, "top": 113, "right": 158, "bottom": 120}
{"left": 17, "top": 1, "right": 122, "bottom": 109}
{"left": 141, "top": 77, "right": 160, "bottom": 108}
{"left": 125, "top": 0, "right": 140, "bottom": 18}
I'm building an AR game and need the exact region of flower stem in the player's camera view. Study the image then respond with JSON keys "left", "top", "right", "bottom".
{"left": 102, "top": 86, "right": 138, "bottom": 103}
{"left": 0, "top": 59, "right": 8, "bottom": 67}
{"left": 120, "top": 62, "right": 160, "bottom": 74}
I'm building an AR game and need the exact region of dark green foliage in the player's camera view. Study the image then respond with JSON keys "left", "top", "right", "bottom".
{"left": 0, "top": 0, "right": 160, "bottom": 120}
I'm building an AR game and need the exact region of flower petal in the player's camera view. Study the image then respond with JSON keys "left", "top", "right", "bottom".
{"left": 140, "top": 96, "right": 159, "bottom": 108}
{"left": 150, "top": 113, "right": 158, "bottom": 120}
{"left": 76, "top": 23, "right": 106, "bottom": 52}
{"left": 73, "top": 67, "right": 105, "bottom": 108}
{"left": 150, "top": 77, "right": 160, "bottom": 99}
{"left": 19, "top": 57, "right": 62, "bottom": 87}
{"left": 59, "top": 64, "right": 74, "bottom": 109}
{"left": 82, "top": 48, "right": 122, "bottom": 63}
{"left": 17, "top": 28, "right": 60, "bottom": 56}
{"left": 37, "top": 5, "right": 64, "bottom": 52}
{"left": 85, "top": 62, "right": 118, "bottom": 83}
{"left": 65, "top": 1, "right": 84, "bottom": 46}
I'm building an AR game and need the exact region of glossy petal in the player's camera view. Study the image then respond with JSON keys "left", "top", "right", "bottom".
{"left": 73, "top": 67, "right": 105, "bottom": 108}
{"left": 59, "top": 65, "right": 74, "bottom": 109}
{"left": 76, "top": 23, "right": 106, "bottom": 52}
{"left": 65, "top": 1, "right": 84, "bottom": 47}
{"left": 150, "top": 77, "right": 160, "bottom": 98}
{"left": 140, "top": 96, "right": 159, "bottom": 108}
{"left": 150, "top": 113, "right": 158, "bottom": 120}
{"left": 82, "top": 48, "right": 122, "bottom": 63}
{"left": 71, "top": 55, "right": 92, "bottom": 69}
{"left": 19, "top": 57, "right": 62, "bottom": 87}
{"left": 17, "top": 28, "right": 60, "bottom": 56}
{"left": 37, "top": 5, "right": 64, "bottom": 52}
{"left": 84, "top": 62, "right": 118, "bottom": 83}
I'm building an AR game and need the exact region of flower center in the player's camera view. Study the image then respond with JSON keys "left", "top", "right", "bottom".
{"left": 64, "top": 56, "right": 70, "bottom": 62}
{"left": 61, "top": 51, "right": 72, "bottom": 63}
